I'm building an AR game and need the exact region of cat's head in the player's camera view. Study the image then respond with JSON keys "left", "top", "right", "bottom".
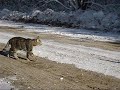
{"left": 32, "top": 36, "right": 42, "bottom": 46}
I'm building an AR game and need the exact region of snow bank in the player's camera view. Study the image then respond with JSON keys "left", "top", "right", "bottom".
{"left": 8, "top": 11, "right": 27, "bottom": 21}
{"left": 0, "top": 9, "right": 11, "bottom": 19}
{"left": 0, "top": 9, "right": 120, "bottom": 31}
{"left": 0, "top": 9, "right": 27, "bottom": 21}
{"left": 34, "top": 9, "right": 120, "bottom": 30}
{"left": 0, "top": 20, "right": 120, "bottom": 42}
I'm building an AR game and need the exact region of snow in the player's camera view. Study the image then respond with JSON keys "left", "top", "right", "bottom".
{"left": 33, "top": 40, "right": 120, "bottom": 78}
{"left": 0, "top": 31, "right": 120, "bottom": 79}
{"left": 0, "top": 9, "right": 10, "bottom": 19}
{"left": 0, "top": 76, "right": 17, "bottom": 90}
{"left": 0, "top": 20, "right": 24, "bottom": 28}
{"left": 0, "top": 20, "right": 120, "bottom": 42}
{"left": 0, "top": 9, "right": 120, "bottom": 30}
{"left": 0, "top": 32, "right": 32, "bottom": 44}
{"left": 0, "top": 78, "right": 13, "bottom": 90}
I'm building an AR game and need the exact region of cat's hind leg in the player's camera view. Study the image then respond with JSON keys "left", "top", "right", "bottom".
{"left": 9, "top": 48, "right": 18, "bottom": 60}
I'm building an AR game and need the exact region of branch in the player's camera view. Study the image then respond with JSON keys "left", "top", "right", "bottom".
{"left": 33, "top": 0, "right": 71, "bottom": 10}
{"left": 69, "top": 0, "right": 78, "bottom": 10}
{"left": 32, "top": 1, "right": 45, "bottom": 8}
{"left": 85, "top": 1, "right": 104, "bottom": 9}
{"left": 103, "top": 4, "right": 120, "bottom": 7}
{"left": 54, "top": 0, "right": 71, "bottom": 10}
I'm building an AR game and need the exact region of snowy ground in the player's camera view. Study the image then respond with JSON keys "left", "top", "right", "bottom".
{"left": 0, "top": 76, "right": 17, "bottom": 90}
{"left": 0, "top": 78, "right": 13, "bottom": 90}
{"left": 0, "top": 20, "right": 120, "bottom": 79}
{"left": 0, "top": 20, "right": 120, "bottom": 42}
{"left": 34, "top": 40, "right": 120, "bottom": 78}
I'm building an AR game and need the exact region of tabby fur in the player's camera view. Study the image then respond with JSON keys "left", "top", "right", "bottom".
{"left": 2, "top": 36, "right": 42, "bottom": 60}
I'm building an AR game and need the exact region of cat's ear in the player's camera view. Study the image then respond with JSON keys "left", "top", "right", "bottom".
{"left": 36, "top": 36, "right": 40, "bottom": 42}
{"left": 36, "top": 36, "right": 40, "bottom": 39}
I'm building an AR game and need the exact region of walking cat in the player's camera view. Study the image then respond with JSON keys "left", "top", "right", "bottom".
{"left": 2, "top": 36, "right": 42, "bottom": 60}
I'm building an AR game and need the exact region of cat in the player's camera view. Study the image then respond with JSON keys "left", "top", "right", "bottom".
{"left": 2, "top": 36, "right": 42, "bottom": 60}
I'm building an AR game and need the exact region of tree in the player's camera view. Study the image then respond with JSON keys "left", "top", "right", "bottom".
{"left": 69, "top": 0, "right": 91, "bottom": 10}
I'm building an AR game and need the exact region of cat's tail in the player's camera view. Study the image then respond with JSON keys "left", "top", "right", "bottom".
{"left": 2, "top": 40, "right": 10, "bottom": 52}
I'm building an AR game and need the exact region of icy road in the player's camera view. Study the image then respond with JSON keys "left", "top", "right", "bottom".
{"left": 33, "top": 40, "right": 120, "bottom": 79}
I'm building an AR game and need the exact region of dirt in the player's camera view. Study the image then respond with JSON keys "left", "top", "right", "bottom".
{"left": 0, "top": 26, "right": 120, "bottom": 90}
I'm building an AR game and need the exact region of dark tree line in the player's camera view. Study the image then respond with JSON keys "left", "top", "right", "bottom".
{"left": 0, "top": 0, "right": 120, "bottom": 12}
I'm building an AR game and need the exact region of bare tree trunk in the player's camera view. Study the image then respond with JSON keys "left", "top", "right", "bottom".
{"left": 70, "top": 0, "right": 91, "bottom": 10}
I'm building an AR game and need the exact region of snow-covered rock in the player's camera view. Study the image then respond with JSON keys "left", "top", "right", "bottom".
{"left": 0, "top": 9, "right": 10, "bottom": 19}
{"left": 9, "top": 11, "right": 27, "bottom": 20}
{"left": 31, "top": 10, "right": 43, "bottom": 18}
{"left": 44, "top": 9, "right": 55, "bottom": 15}
{"left": 0, "top": 9, "right": 27, "bottom": 21}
